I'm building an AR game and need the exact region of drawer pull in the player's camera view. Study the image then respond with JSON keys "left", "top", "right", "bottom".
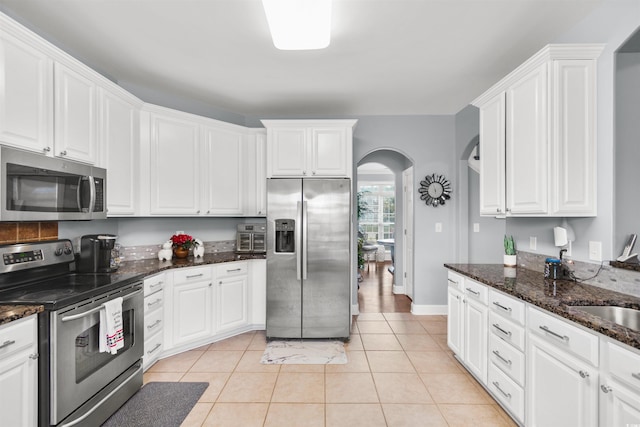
{"left": 186, "top": 273, "right": 204, "bottom": 279}
{"left": 632, "top": 373, "right": 640, "bottom": 382}
{"left": 579, "top": 370, "right": 589, "bottom": 379}
{"left": 492, "top": 350, "right": 512, "bottom": 366}
{"left": 147, "top": 299, "right": 162, "bottom": 308}
{"left": 492, "top": 323, "right": 512, "bottom": 337}
{"left": 601, "top": 385, "right": 612, "bottom": 393}
{"left": 493, "top": 301, "right": 512, "bottom": 312}
{"left": 147, "top": 343, "right": 161, "bottom": 355}
{"left": 0, "top": 339, "right": 16, "bottom": 349}
{"left": 492, "top": 381, "right": 511, "bottom": 400}
{"left": 539, "top": 325, "right": 569, "bottom": 342}
{"left": 150, "top": 282, "right": 163, "bottom": 289}
{"left": 147, "top": 320, "right": 161, "bottom": 330}
{"left": 447, "top": 279, "right": 458, "bottom": 286}
{"left": 466, "top": 287, "right": 480, "bottom": 296}
{"left": 226, "top": 268, "right": 242, "bottom": 273}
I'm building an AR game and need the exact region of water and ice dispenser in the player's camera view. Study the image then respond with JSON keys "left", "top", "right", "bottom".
{"left": 275, "top": 219, "right": 295, "bottom": 253}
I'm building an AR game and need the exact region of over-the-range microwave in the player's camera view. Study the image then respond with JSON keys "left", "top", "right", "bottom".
{"left": 0, "top": 146, "right": 107, "bottom": 221}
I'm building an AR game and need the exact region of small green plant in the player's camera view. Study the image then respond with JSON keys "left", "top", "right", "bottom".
{"left": 504, "top": 235, "right": 516, "bottom": 255}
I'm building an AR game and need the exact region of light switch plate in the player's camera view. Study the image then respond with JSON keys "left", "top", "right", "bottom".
{"left": 589, "top": 241, "right": 602, "bottom": 262}
{"left": 435, "top": 223, "right": 442, "bottom": 233}
{"left": 529, "top": 236, "right": 537, "bottom": 250}
{"left": 473, "top": 223, "right": 480, "bottom": 233}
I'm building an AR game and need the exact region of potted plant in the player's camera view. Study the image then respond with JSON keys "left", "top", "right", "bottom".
{"left": 170, "top": 233, "right": 199, "bottom": 259}
{"left": 356, "top": 191, "right": 370, "bottom": 271}
{"left": 503, "top": 235, "right": 517, "bottom": 267}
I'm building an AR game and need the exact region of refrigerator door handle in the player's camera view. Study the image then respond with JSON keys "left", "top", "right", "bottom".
{"left": 296, "top": 201, "right": 302, "bottom": 281}
{"left": 302, "top": 200, "right": 308, "bottom": 280}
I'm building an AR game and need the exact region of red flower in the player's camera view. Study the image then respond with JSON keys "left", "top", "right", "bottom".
{"left": 170, "top": 234, "right": 198, "bottom": 250}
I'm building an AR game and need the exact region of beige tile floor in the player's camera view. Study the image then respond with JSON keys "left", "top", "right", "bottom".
{"left": 144, "top": 314, "right": 518, "bottom": 427}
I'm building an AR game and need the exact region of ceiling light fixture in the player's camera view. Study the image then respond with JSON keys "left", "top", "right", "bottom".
{"left": 262, "top": 0, "right": 332, "bottom": 50}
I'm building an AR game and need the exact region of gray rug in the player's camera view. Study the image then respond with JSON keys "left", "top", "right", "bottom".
{"left": 101, "top": 382, "right": 208, "bottom": 427}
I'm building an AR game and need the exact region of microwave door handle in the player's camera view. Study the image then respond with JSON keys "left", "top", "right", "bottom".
{"left": 77, "top": 176, "right": 97, "bottom": 213}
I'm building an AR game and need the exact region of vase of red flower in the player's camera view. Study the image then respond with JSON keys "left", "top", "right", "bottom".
{"left": 170, "top": 233, "right": 198, "bottom": 259}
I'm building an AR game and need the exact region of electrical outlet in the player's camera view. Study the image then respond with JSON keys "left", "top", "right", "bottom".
{"left": 529, "top": 236, "right": 537, "bottom": 250}
{"left": 589, "top": 241, "right": 602, "bottom": 262}
{"left": 435, "top": 223, "right": 442, "bottom": 233}
{"left": 473, "top": 223, "right": 480, "bottom": 233}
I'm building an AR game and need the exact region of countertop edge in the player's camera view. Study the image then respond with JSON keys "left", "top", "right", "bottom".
{"left": 0, "top": 305, "right": 44, "bottom": 326}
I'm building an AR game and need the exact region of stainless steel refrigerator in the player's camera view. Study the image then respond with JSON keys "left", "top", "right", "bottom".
{"left": 266, "top": 178, "right": 351, "bottom": 340}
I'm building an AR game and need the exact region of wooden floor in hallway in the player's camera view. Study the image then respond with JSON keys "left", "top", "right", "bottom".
{"left": 357, "top": 261, "right": 412, "bottom": 313}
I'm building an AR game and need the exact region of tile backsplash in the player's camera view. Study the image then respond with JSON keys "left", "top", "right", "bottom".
{"left": 0, "top": 222, "right": 58, "bottom": 244}
{"left": 120, "top": 240, "right": 237, "bottom": 261}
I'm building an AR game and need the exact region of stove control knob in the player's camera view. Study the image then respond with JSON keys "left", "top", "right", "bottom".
{"left": 63, "top": 246, "right": 73, "bottom": 255}
{"left": 54, "top": 248, "right": 63, "bottom": 256}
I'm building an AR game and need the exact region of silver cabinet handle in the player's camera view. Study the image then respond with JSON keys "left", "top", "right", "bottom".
{"left": 43, "top": 146, "right": 51, "bottom": 153}
{"left": 0, "top": 339, "right": 16, "bottom": 349}
{"left": 579, "top": 370, "right": 589, "bottom": 379}
{"left": 493, "top": 301, "right": 512, "bottom": 312}
{"left": 29, "top": 353, "right": 38, "bottom": 360}
{"left": 492, "top": 323, "right": 512, "bottom": 337}
{"left": 147, "top": 319, "right": 161, "bottom": 330}
{"left": 492, "top": 350, "right": 512, "bottom": 366}
{"left": 466, "top": 287, "right": 480, "bottom": 296}
{"left": 226, "top": 268, "right": 242, "bottom": 273}
{"left": 601, "top": 385, "right": 612, "bottom": 393}
{"left": 149, "top": 282, "right": 163, "bottom": 289}
{"left": 186, "top": 273, "right": 204, "bottom": 279}
{"left": 492, "top": 381, "right": 511, "bottom": 399}
{"left": 447, "top": 279, "right": 458, "bottom": 287}
{"left": 60, "top": 150, "right": 67, "bottom": 156}
{"left": 539, "top": 325, "right": 569, "bottom": 342}
{"left": 147, "top": 298, "right": 162, "bottom": 308}
{"left": 147, "top": 343, "right": 161, "bottom": 355}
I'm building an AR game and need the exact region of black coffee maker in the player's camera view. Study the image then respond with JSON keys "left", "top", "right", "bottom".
{"left": 78, "top": 234, "right": 118, "bottom": 273}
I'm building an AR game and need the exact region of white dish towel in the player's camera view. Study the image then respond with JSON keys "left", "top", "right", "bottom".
{"left": 99, "top": 297, "right": 124, "bottom": 355}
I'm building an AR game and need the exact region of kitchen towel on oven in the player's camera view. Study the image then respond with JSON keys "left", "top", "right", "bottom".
{"left": 99, "top": 297, "right": 124, "bottom": 354}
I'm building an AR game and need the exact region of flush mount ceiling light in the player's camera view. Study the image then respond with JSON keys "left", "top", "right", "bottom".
{"left": 262, "top": 0, "right": 332, "bottom": 50}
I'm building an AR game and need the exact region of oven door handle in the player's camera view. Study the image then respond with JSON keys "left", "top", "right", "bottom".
{"left": 58, "top": 363, "right": 143, "bottom": 427}
{"left": 60, "top": 289, "right": 143, "bottom": 323}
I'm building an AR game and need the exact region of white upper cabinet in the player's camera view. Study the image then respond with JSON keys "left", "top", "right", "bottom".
{"left": 99, "top": 87, "right": 141, "bottom": 216}
{"left": 0, "top": 27, "right": 53, "bottom": 153}
{"left": 473, "top": 44, "right": 603, "bottom": 217}
{"left": 263, "top": 120, "right": 357, "bottom": 178}
{"left": 148, "top": 110, "right": 200, "bottom": 215}
{"left": 54, "top": 62, "right": 98, "bottom": 164}
{"left": 245, "top": 130, "right": 267, "bottom": 216}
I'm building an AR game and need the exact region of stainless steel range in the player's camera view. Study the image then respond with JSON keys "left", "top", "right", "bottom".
{"left": 0, "top": 240, "right": 144, "bottom": 427}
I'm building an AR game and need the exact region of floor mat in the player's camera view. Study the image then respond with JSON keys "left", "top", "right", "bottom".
{"left": 261, "top": 340, "right": 348, "bottom": 364}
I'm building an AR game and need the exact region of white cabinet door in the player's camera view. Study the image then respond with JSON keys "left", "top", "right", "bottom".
{"left": 54, "top": 62, "right": 97, "bottom": 164}
{"left": 0, "top": 30, "right": 53, "bottom": 153}
{"left": 309, "top": 127, "right": 350, "bottom": 177}
{"left": 267, "top": 127, "right": 307, "bottom": 177}
{"left": 149, "top": 114, "right": 200, "bottom": 215}
{"left": 506, "top": 62, "right": 548, "bottom": 215}
{"left": 202, "top": 126, "right": 244, "bottom": 215}
{"left": 216, "top": 275, "right": 248, "bottom": 333}
{"left": 551, "top": 59, "right": 597, "bottom": 216}
{"left": 99, "top": 88, "right": 139, "bottom": 215}
{"left": 478, "top": 92, "right": 506, "bottom": 216}
{"left": 600, "top": 379, "right": 640, "bottom": 426}
{"left": 0, "top": 315, "right": 37, "bottom": 427}
{"left": 254, "top": 132, "right": 267, "bottom": 216}
{"left": 447, "top": 286, "right": 464, "bottom": 357}
{"left": 249, "top": 259, "right": 266, "bottom": 326}
{"left": 464, "top": 296, "right": 488, "bottom": 384}
{"left": 172, "top": 279, "right": 213, "bottom": 346}
{"left": 527, "top": 333, "right": 598, "bottom": 427}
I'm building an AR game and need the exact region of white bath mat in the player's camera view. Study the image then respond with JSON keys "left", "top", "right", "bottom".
{"left": 261, "top": 340, "right": 348, "bottom": 365}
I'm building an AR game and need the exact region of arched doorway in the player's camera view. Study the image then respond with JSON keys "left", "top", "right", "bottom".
{"left": 356, "top": 149, "right": 414, "bottom": 313}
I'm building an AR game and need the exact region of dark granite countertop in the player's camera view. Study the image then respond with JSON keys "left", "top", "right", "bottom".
{"left": 116, "top": 252, "right": 266, "bottom": 277}
{"left": 445, "top": 263, "right": 640, "bottom": 350}
{"left": 0, "top": 305, "right": 43, "bottom": 326}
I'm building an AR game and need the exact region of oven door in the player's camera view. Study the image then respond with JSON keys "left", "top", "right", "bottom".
{"left": 50, "top": 284, "right": 143, "bottom": 425}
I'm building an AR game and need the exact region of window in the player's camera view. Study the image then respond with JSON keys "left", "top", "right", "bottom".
{"left": 358, "top": 183, "right": 395, "bottom": 242}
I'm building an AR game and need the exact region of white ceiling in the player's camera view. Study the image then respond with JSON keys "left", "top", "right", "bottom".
{"left": 0, "top": 0, "right": 603, "bottom": 118}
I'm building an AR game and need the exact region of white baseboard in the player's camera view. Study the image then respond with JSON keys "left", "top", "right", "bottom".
{"left": 410, "top": 304, "right": 448, "bottom": 315}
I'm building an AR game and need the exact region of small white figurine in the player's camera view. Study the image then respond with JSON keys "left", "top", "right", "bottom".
{"left": 193, "top": 239, "right": 205, "bottom": 258}
{"left": 158, "top": 241, "right": 173, "bottom": 261}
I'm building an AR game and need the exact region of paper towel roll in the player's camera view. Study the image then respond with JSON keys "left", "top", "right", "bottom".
{"left": 554, "top": 227, "right": 568, "bottom": 247}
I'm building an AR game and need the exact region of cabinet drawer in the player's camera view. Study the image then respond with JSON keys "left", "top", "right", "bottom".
{"left": 447, "top": 271, "right": 464, "bottom": 291}
{"left": 488, "top": 362, "right": 525, "bottom": 423}
{"left": 489, "top": 333, "right": 525, "bottom": 386}
{"left": 144, "top": 307, "right": 163, "bottom": 336}
{"left": 143, "top": 330, "right": 163, "bottom": 370}
{"left": 173, "top": 266, "right": 212, "bottom": 283}
{"left": 144, "top": 292, "right": 164, "bottom": 315}
{"left": 0, "top": 315, "right": 36, "bottom": 359}
{"left": 605, "top": 340, "right": 640, "bottom": 392}
{"left": 215, "top": 261, "right": 248, "bottom": 278}
{"left": 527, "top": 306, "right": 598, "bottom": 366}
{"left": 489, "top": 289, "right": 525, "bottom": 325}
{"left": 464, "top": 278, "right": 488, "bottom": 305}
{"left": 144, "top": 273, "right": 165, "bottom": 296}
{"left": 489, "top": 311, "right": 525, "bottom": 352}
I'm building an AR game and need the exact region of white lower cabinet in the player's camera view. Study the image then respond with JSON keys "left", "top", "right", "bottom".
{"left": 214, "top": 262, "right": 248, "bottom": 334}
{"left": 170, "top": 266, "right": 214, "bottom": 348}
{"left": 599, "top": 340, "right": 640, "bottom": 426}
{"left": 143, "top": 273, "right": 165, "bottom": 371}
{"left": 0, "top": 314, "right": 38, "bottom": 427}
{"left": 249, "top": 259, "right": 266, "bottom": 326}
{"left": 446, "top": 275, "right": 465, "bottom": 357}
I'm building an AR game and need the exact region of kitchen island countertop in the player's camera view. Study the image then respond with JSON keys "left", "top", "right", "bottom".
{"left": 445, "top": 263, "right": 640, "bottom": 350}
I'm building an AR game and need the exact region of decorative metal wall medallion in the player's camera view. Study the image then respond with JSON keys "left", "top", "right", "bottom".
{"left": 419, "top": 174, "right": 452, "bottom": 207}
